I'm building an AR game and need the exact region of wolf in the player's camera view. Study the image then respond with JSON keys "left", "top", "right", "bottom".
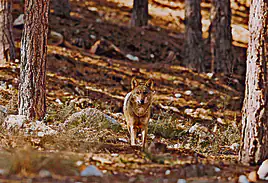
{"left": 123, "top": 78, "right": 154, "bottom": 149}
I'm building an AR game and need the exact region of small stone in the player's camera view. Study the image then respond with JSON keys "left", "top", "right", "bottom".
{"left": 0, "top": 105, "right": 7, "bottom": 114}
{"left": 148, "top": 134, "right": 155, "bottom": 139}
{"left": 90, "top": 35, "right": 96, "bottom": 39}
{"left": 118, "top": 138, "right": 128, "bottom": 143}
{"left": 37, "top": 132, "right": 44, "bottom": 137}
{"left": 208, "top": 90, "right": 214, "bottom": 95}
{"left": 184, "top": 108, "right": 193, "bottom": 114}
{"left": 39, "top": 169, "right": 51, "bottom": 178}
{"left": 126, "top": 54, "right": 139, "bottom": 62}
{"left": 177, "top": 179, "right": 186, "bottom": 183}
{"left": 207, "top": 73, "right": 214, "bottom": 78}
{"left": 214, "top": 167, "right": 221, "bottom": 172}
{"left": 188, "top": 123, "right": 200, "bottom": 133}
{"left": 76, "top": 160, "right": 84, "bottom": 166}
{"left": 55, "top": 98, "right": 63, "bottom": 105}
{"left": 111, "top": 153, "right": 119, "bottom": 157}
{"left": 175, "top": 93, "right": 181, "bottom": 98}
{"left": 258, "top": 159, "right": 268, "bottom": 180}
{"left": 4, "top": 115, "right": 27, "bottom": 130}
{"left": 230, "top": 143, "right": 240, "bottom": 151}
{"left": 96, "top": 18, "right": 102, "bottom": 23}
{"left": 165, "top": 169, "right": 171, "bottom": 175}
{"left": 238, "top": 175, "right": 249, "bottom": 183}
{"left": 88, "top": 7, "right": 98, "bottom": 12}
{"left": 150, "top": 54, "right": 155, "bottom": 58}
{"left": 80, "top": 165, "right": 103, "bottom": 177}
{"left": 248, "top": 171, "right": 258, "bottom": 182}
{"left": 184, "top": 90, "right": 192, "bottom": 96}
{"left": 0, "top": 169, "right": 6, "bottom": 175}
{"left": 217, "top": 118, "right": 225, "bottom": 124}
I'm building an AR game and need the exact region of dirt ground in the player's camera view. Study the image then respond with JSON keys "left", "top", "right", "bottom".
{"left": 0, "top": 0, "right": 262, "bottom": 182}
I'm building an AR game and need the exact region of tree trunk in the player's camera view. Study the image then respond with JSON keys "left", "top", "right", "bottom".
{"left": 209, "top": 0, "right": 233, "bottom": 74}
{"left": 51, "top": 0, "right": 70, "bottom": 18}
{"left": 18, "top": 0, "right": 49, "bottom": 120}
{"left": 0, "top": 0, "right": 15, "bottom": 65}
{"left": 184, "top": 0, "right": 204, "bottom": 72}
{"left": 239, "top": 0, "right": 268, "bottom": 165}
{"left": 131, "top": 0, "right": 148, "bottom": 27}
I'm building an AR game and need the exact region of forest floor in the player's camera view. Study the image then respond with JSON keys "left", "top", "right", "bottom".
{"left": 0, "top": 0, "right": 262, "bottom": 182}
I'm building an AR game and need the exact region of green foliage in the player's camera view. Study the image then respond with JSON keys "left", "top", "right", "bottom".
{"left": 45, "top": 102, "right": 77, "bottom": 124}
{"left": 149, "top": 112, "right": 184, "bottom": 139}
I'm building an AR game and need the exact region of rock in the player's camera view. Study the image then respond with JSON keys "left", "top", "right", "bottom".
{"left": 258, "top": 159, "right": 268, "bottom": 180}
{"left": 111, "top": 153, "right": 119, "bottom": 157}
{"left": 126, "top": 54, "right": 139, "bottom": 61}
{"left": 175, "top": 93, "right": 181, "bottom": 98}
{"left": 248, "top": 171, "right": 258, "bottom": 182}
{"left": 184, "top": 108, "right": 194, "bottom": 115}
{"left": 0, "top": 105, "right": 8, "bottom": 124}
{"left": 238, "top": 175, "right": 249, "bottom": 183}
{"left": 23, "top": 121, "right": 57, "bottom": 136}
{"left": 184, "top": 90, "right": 192, "bottom": 96}
{"left": 37, "top": 132, "right": 45, "bottom": 137}
{"left": 206, "top": 73, "right": 214, "bottom": 79}
{"left": 76, "top": 160, "right": 84, "bottom": 166}
{"left": 80, "top": 165, "right": 103, "bottom": 177}
{"left": 230, "top": 143, "right": 240, "bottom": 151}
{"left": 0, "top": 169, "right": 6, "bottom": 175}
{"left": 0, "top": 105, "right": 7, "bottom": 114}
{"left": 214, "top": 167, "right": 221, "bottom": 172}
{"left": 118, "top": 138, "right": 128, "bottom": 143}
{"left": 217, "top": 118, "right": 225, "bottom": 124}
{"left": 62, "top": 108, "right": 120, "bottom": 131}
{"left": 165, "top": 169, "right": 171, "bottom": 175}
{"left": 39, "top": 169, "right": 51, "bottom": 178}
{"left": 55, "top": 98, "right": 63, "bottom": 105}
{"left": 90, "top": 35, "right": 96, "bottom": 39}
{"left": 3, "top": 115, "right": 27, "bottom": 130}
{"left": 177, "top": 179, "right": 186, "bottom": 183}
{"left": 208, "top": 90, "right": 214, "bottom": 95}
{"left": 3, "top": 116, "right": 57, "bottom": 136}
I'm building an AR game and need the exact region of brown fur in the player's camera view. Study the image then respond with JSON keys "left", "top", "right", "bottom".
{"left": 123, "top": 78, "right": 154, "bottom": 149}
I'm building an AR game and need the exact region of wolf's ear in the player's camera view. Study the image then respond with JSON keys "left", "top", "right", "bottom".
{"left": 145, "top": 79, "right": 154, "bottom": 90}
{"left": 131, "top": 77, "right": 139, "bottom": 89}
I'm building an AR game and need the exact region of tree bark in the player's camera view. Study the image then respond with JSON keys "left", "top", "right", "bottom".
{"left": 0, "top": 0, "right": 15, "bottom": 65}
{"left": 184, "top": 0, "right": 204, "bottom": 72}
{"left": 131, "top": 0, "right": 148, "bottom": 27}
{"left": 209, "top": 0, "right": 233, "bottom": 74}
{"left": 51, "top": 0, "right": 70, "bottom": 18}
{"left": 239, "top": 0, "right": 268, "bottom": 165}
{"left": 18, "top": 0, "right": 50, "bottom": 120}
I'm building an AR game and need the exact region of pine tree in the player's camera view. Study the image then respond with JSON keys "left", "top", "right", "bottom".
{"left": 0, "top": 0, "right": 15, "bottom": 65}
{"left": 239, "top": 0, "right": 268, "bottom": 165}
{"left": 19, "top": 0, "right": 50, "bottom": 120}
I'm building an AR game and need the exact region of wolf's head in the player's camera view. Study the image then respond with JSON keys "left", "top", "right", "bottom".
{"left": 130, "top": 78, "right": 154, "bottom": 116}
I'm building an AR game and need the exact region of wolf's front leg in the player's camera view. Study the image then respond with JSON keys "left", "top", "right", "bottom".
{"left": 141, "top": 127, "right": 148, "bottom": 150}
{"left": 130, "top": 125, "right": 136, "bottom": 146}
